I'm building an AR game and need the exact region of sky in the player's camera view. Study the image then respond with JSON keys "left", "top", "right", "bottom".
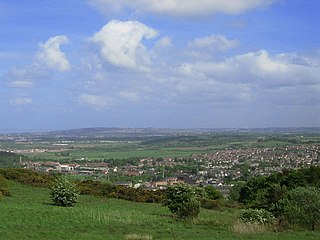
{"left": 0, "top": 0, "right": 319, "bottom": 131}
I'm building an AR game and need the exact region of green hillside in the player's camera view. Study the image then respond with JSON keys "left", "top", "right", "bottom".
{"left": 1, "top": 181, "right": 320, "bottom": 240}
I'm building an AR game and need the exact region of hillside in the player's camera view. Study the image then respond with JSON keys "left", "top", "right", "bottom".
{"left": 1, "top": 181, "right": 320, "bottom": 240}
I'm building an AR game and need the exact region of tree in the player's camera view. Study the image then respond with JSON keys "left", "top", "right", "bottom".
{"left": 164, "top": 184, "right": 200, "bottom": 220}
{"left": 51, "top": 177, "right": 79, "bottom": 207}
{"left": 204, "top": 185, "right": 224, "bottom": 200}
{"left": 279, "top": 187, "right": 320, "bottom": 230}
{"left": 229, "top": 182, "right": 245, "bottom": 202}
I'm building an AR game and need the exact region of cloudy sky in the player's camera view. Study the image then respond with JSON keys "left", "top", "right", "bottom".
{"left": 0, "top": 0, "right": 319, "bottom": 131}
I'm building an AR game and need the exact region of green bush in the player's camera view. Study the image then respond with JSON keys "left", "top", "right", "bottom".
{"left": 279, "top": 187, "right": 320, "bottom": 230}
{"left": 0, "top": 175, "right": 11, "bottom": 197}
{"left": 76, "top": 180, "right": 165, "bottom": 203}
{"left": 238, "top": 166, "right": 320, "bottom": 210}
{"left": 0, "top": 168, "right": 53, "bottom": 187}
{"left": 200, "top": 198, "right": 223, "bottom": 210}
{"left": 51, "top": 177, "right": 79, "bottom": 207}
{"left": 164, "top": 184, "right": 200, "bottom": 220}
{"left": 240, "top": 208, "right": 275, "bottom": 225}
{"left": 204, "top": 185, "right": 224, "bottom": 200}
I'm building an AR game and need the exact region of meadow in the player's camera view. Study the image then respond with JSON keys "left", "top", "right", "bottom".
{"left": 1, "top": 181, "right": 320, "bottom": 240}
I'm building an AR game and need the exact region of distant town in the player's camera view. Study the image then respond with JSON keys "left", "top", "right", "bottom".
{"left": 1, "top": 128, "right": 319, "bottom": 197}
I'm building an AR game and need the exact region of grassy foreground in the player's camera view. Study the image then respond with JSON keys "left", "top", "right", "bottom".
{"left": 1, "top": 182, "right": 320, "bottom": 240}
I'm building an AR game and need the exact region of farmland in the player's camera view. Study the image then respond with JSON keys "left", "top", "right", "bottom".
{"left": 1, "top": 127, "right": 320, "bottom": 163}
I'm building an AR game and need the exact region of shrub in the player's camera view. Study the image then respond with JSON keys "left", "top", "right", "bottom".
{"left": 0, "top": 168, "right": 53, "bottom": 187}
{"left": 238, "top": 166, "right": 320, "bottom": 210}
{"left": 200, "top": 198, "right": 223, "bottom": 210}
{"left": 279, "top": 186, "right": 320, "bottom": 230}
{"left": 51, "top": 177, "right": 79, "bottom": 207}
{"left": 164, "top": 184, "right": 200, "bottom": 220}
{"left": 204, "top": 185, "right": 224, "bottom": 200}
{"left": 0, "top": 174, "right": 11, "bottom": 197}
{"left": 76, "top": 180, "right": 165, "bottom": 203}
{"left": 240, "top": 208, "right": 275, "bottom": 225}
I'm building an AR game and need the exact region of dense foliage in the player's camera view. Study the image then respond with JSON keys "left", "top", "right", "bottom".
{"left": 51, "top": 177, "right": 79, "bottom": 207}
{"left": 204, "top": 185, "right": 224, "bottom": 200}
{"left": 0, "top": 151, "right": 28, "bottom": 167}
{"left": 278, "top": 187, "right": 320, "bottom": 230}
{"left": 77, "top": 180, "right": 165, "bottom": 203}
{"left": 0, "top": 168, "right": 53, "bottom": 187}
{"left": 238, "top": 166, "right": 320, "bottom": 210}
{"left": 164, "top": 184, "right": 201, "bottom": 220}
{"left": 0, "top": 174, "right": 11, "bottom": 198}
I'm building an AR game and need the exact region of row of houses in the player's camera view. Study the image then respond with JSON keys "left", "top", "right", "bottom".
{"left": 21, "top": 161, "right": 109, "bottom": 175}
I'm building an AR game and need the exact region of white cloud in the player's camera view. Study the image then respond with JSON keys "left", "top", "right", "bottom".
{"left": 36, "top": 35, "right": 71, "bottom": 72}
{"left": 155, "top": 36, "right": 172, "bottom": 48}
{"left": 91, "top": 20, "right": 158, "bottom": 71}
{"left": 79, "top": 93, "right": 113, "bottom": 110}
{"left": 3, "top": 65, "right": 49, "bottom": 88}
{"left": 188, "top": 35, "right": 239, "bottom": 52}
{"left": 10, "top": 97, "right": 32, "bottom": 106}
{"left": 118, "top": 91, "right": 139, "bottom": 102}
{"left": 90, "top": 0, "right": 275, "bottom": 17}
{"left": 8, "top": 81, "right": 33, "bottom": 88}
{"left": 178, "top": 50, "right": 320, "bottom": 88}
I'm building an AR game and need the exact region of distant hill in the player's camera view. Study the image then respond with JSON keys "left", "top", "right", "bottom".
{"left": 1, "top": 127, "right": 320, "bottom": 142}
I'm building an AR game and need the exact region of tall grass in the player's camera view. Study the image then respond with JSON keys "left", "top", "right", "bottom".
{"left": 125, "top": 234, "right": 153, "bottom": 240}
{"left": 232, "top": 220, "right": 274, "bottom": 234}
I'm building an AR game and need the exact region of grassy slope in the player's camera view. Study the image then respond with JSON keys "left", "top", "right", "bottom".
{"left": 1, "top": 182, "right": 320, "bottom": 240}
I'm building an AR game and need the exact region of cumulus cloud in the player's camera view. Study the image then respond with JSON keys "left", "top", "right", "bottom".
{"left": 90, "top": 0, "right": 275, "bottom": 17}
{"left": 188, "top": 35, "right": 239, "bottom": 52}
{"left": 36, "top": 35, "right": 71, "bottom": 72}
{"left": 10, "top": 97, "right": 32, "bottom": 106}
{"left": 79, "top": 93, "right": 113, "bottom": 110}
{"left": 91, "top": 20, "right": 158, "bottom": 71}
{"left": 178, "top": 50, "right": 320, "bottom": 88}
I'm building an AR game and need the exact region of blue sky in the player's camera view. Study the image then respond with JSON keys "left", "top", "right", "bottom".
{"left": 0, "top": 0, "right": 319, "bottom": 131}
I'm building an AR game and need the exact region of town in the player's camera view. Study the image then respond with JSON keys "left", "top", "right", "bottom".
{"left": 1, "top": 128, "right": 320, "bottom": 197}
{"left": 15, "top": 143, "right": 320, "bottom": 196}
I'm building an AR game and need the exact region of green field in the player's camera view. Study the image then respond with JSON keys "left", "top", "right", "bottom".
{"left": 11, "top": 133, "right": 320, "bottom": 162}
{"left": 1, "top": 131, "right": 319, "bottom": 162}
{"left": 1, "top": 181, "right": 320, "bottom": 239}
{"left": 29, "top": 147, "right": 212, "bottom": 162}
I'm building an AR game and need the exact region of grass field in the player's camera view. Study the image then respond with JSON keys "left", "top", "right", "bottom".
{"left": 28, "top": 147, "right": 212, "bottom": 162}
{"left": 1, "top": 181, "right": 320, "bottom": 239}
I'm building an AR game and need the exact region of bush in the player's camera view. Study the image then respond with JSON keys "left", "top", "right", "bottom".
{"left": 76, "top": 180, "right": 165, "bottom": 203}
{"left": 0, "top": 168, "right": 53, "bottom": 187}
{"left": 0, "top": 175, "right": 11, "bottom": 197}
{"left": 164, "top": 184, "right": 200, "bottom": 220}
{"left": 238, "top": 166, "right": 320, "bottom": 210}
{"left": 200, "top": 198, "right": 223, "bottom": 210}
{"left": 240, "top": 208, "right": 275, "bottom": 225}
{"left": 279, "top": 186, "right": 320, "bottom": 230}
{"left": 204, "top": 185, "right": 224, "bottom": 200}
{"left": 51, "top": 177, "right": 79, "bottom": 207}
